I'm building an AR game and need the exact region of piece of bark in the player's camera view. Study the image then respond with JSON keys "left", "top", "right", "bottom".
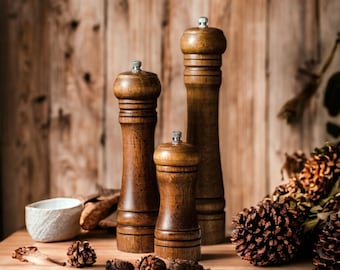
{"left": 98, "top": 219, "right": 117, "bottom": 229}
{"left": 80, "top": 192, "right": 120, "bottom": 230}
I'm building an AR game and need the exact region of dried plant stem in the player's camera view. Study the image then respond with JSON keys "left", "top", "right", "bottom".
{"left": 278, "top": 33, "right": 340, "bottom": 124}
{"left": 46, "top": 257, "right": 66, "bottom": 266}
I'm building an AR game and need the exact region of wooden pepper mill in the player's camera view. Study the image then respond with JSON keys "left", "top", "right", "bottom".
{"left": 113, "top": 60, "right": 161, "bottom": 253}
{"left": 154, "top": 131, "right": 201, "bottom": 260}
{"left": 180, "top": 17, "right": 227, "bottom": 244}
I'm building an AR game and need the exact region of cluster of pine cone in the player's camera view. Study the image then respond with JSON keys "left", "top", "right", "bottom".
{"left": 106, "top": 256, "right": 206, "bottom": 270}
{"left": 231, "top": 141, "right": 340, "bottom": 268}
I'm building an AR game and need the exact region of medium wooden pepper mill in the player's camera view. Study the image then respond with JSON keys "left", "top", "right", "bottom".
{"left": 154, "top": 131, "right": 201, "bottom": 260}
{"left": 113, "top": 60, "right": 161, "bottom": 253}
{"left": 180, "top": 17, "right": 227, "bottom": 244}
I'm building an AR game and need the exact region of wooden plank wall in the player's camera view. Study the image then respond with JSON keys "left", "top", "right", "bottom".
{"left": 267, "top": 0, "right": 340, "bottom": 192}
{"left": 47, "top": 0, "right": 105, "bottom": 197}
{"left": 1, "top": 0, "right": 50, "bottom": 238}
{"left": 1, "top": 0, "right": 339, "bottom": 239}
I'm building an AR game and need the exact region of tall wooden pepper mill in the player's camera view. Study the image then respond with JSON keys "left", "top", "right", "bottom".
{"left": 154, "top": 131, "right": 201, "bottom": 260}
{"left": 180, "top": 17, "right": 227, "bottom": 244}
{"left": 113, "top": 60, "right": 161, "bottom": 253}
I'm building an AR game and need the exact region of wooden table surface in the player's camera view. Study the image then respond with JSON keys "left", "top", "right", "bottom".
{"left": 0, "top": 229, "right": 313, "bottom": 269}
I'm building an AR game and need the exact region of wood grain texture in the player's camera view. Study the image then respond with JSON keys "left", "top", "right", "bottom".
{"left": 211, "top": 0, "right": 268, "bottom": 234}
{"left": 160, "top": 0, "right": 210, "bottom": 145}
{"left": 267, "top": 0, "right": 340, "bottom": 193}
{"left": 268, "top": 0, "right": 312, "bottom": 193}
{"left": 47, "top": 0, "right": 105, "bottom": 197}
{"left": 181, "top": 19, "right": 227, "bottom": 244}
{"left": 104, "top": 0, "right": 165, "bottom": 189}
{"left": 0, "top": 0, "right": 5, "bottom": 239}
{"left": 1, "top": 0, "right": 340, "bottom": 241}
{"left": 154, "top": 138, "right": 201, "bottom": 260}
{"left": 1, "top": 0, "right": 50, "bottom": 238}
{"left": 114, "top": 65, "right": 161, "bottom": 253}
{"left": 314, "top": 0, "right": 340, "bottom": 144}
{"left": 0, "top": 230, "right": 313, "bottom": 269}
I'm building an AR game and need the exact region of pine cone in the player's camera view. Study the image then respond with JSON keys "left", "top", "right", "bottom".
{"left": 299, "top": 142, "right": 340, "bottom": 202}
{"left": 168, "top": 259, "right": 207, "bottom": 270}
{"left": 67, "top": 240, "right": 96, "bottom": 268}
{"left": 135, "top": 255, "right": 166, "bottom": 270}
{"left": 231, "top": 197, "right": 303, "bottom": 266}
{"left": 313, "top": 210, "right": 340, "bottom": 269}
{"left": 106, "top": 258, "right": 134, "bottom": 270}
{"left": 271, "top": 177, "right": 313, "bottom": 222}
{"left": 272, "top": 178, "right": 301, "bottom": 199}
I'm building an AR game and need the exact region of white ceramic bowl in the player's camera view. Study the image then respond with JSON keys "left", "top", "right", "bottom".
{"left": 25, "top": 197, "right": 82, "bottom": 242}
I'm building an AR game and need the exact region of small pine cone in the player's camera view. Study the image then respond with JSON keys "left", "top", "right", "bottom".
{"left": 106, "top": 258, "right": 134, "bottom": 270}
{"left": 299, "top": 142, "right": 340, "bottom": 202}
{"left": 67, "top": 240, "right": 96, "bottom": 268}
{"left": 272, "top": 179, "right": 300, "bottom": 200}
{"left": 313, "top": 210, "right": 340, "bottom": 269}
{"left": 231, "top": 198, "right": 303, "bottom": 266}
{"left": 272, "top": 177, "right": 305, "bottom": 202}
{"left": 168, "top": 259, "right": 207, "bottom": 270}
{"left": 135, "top": 255, "right": 166, "bottom": 270}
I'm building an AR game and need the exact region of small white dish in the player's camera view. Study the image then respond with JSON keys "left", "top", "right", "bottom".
{"left": 25, "top": 197, "right": 82, "bottom": 242}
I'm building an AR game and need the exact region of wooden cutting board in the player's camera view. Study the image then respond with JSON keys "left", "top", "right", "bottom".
{"left": 0, "top": 229, "right": 313, "bottom": 269}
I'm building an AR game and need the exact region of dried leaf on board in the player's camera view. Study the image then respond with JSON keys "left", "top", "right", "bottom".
{"left": 12, "top": 246, "right": 66, "bottom": 266}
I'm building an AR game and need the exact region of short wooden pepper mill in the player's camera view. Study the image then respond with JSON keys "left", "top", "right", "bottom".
{"left": 154, "top": 131, "right": 201, "bottom": 260}
{"left": 180, "top": 17, "right": 227, "bottom": 244}
{"left": 113, "top": 60, "right": 161, "bottom": 253}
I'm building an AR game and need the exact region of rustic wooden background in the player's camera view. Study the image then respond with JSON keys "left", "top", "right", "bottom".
{"left": 1, "top": 0, "right": 339, "bottom": 239}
